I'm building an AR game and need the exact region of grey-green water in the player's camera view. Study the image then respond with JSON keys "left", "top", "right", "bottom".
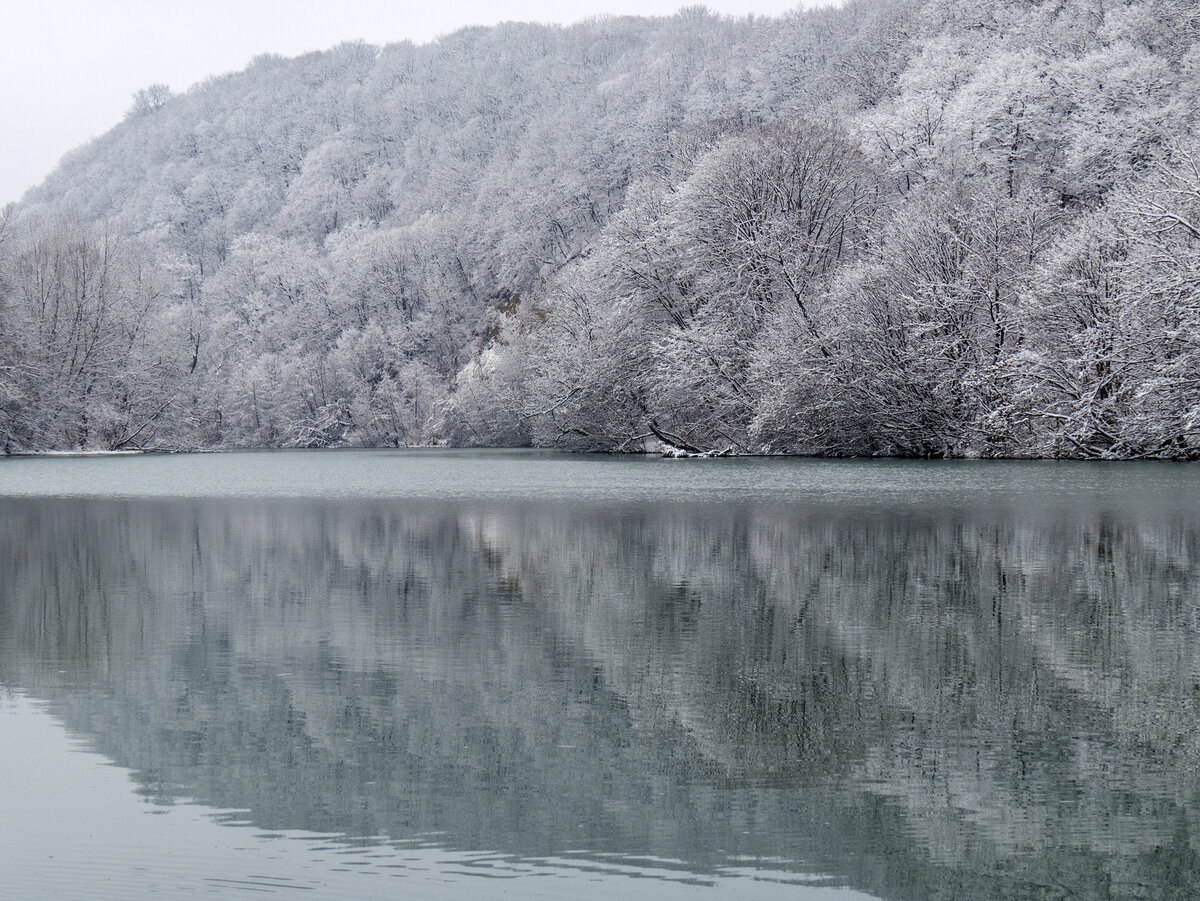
{"left": 2, "top": 450, "right": 1199, "bottom": 899}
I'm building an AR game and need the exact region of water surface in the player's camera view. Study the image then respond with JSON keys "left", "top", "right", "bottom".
{"left": 2, "top": 450, "right": 1198, "bottom": 899}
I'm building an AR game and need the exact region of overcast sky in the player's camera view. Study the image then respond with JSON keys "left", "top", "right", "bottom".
{"left": 0, "top": 0, "right": 818, "bottom": 206}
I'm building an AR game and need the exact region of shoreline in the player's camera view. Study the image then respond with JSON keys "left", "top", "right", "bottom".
{"left": 3, "top": 446, "right": 1195, "bottom": 463}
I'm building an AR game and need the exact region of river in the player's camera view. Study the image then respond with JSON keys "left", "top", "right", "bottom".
{"left": 1, "top": 450, "right": 1198, "bottom": 899}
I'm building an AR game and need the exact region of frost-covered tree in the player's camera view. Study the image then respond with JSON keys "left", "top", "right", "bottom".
{"left": 3, "top": 0, "right": 1199, "bottom": 457}
{"left": 0, "top": 215, "right": 185, "bottom": 450}
{"left": 1016, "top": 140, "right": 1200, "bottom": 458}
{"left": 126, "top": 83, "right": 173, "bottom": 119}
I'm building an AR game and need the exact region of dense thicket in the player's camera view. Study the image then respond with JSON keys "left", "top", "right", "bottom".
{"left": 2, "top": 0, "right": 1198, "bottom": 456}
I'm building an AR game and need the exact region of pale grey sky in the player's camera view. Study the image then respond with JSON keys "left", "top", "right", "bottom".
{"left": 0, "top": 0, "right": 816, "bottom": 206}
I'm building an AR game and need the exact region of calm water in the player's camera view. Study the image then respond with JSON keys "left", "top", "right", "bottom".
{"left": 2, "top": 450, "right": 1199, "bottom": 900}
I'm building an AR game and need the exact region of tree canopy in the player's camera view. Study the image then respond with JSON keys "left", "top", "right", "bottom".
{"left": 2, "top": 0, "right": 1198, "bottom": 457}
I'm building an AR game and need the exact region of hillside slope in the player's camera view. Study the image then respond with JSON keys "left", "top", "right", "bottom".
{"left": 1, "top": 0, "right": 1198, "bottom": 457}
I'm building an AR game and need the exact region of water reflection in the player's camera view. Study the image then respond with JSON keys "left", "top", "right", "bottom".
{"left": 2, "top": 487, "right": 1200, "bottom": 898}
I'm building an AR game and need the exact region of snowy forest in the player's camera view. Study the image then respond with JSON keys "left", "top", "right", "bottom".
{"left": 1, "top": 0, "right": 1198, "bottom": 457}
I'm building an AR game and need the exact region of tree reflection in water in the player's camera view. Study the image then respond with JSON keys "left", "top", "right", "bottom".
{"left": 1, "top": 494, "right": 1199, "bottom": 899}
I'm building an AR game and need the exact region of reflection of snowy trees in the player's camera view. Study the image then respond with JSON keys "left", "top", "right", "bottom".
{"left": 3, "top": 0, "right": 1200, "bottom": 456}
{"left": 3, "top": 494, "right": 1200, "bottom": 896}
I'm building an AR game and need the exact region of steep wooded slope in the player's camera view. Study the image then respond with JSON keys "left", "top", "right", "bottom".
{"left": 2, "top": 0, "right": 1198, "bottom": 456}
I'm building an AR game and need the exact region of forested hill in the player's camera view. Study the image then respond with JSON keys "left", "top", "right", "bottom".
{"left": 1, "top": 0, "right": 1198, "bottom": 457}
